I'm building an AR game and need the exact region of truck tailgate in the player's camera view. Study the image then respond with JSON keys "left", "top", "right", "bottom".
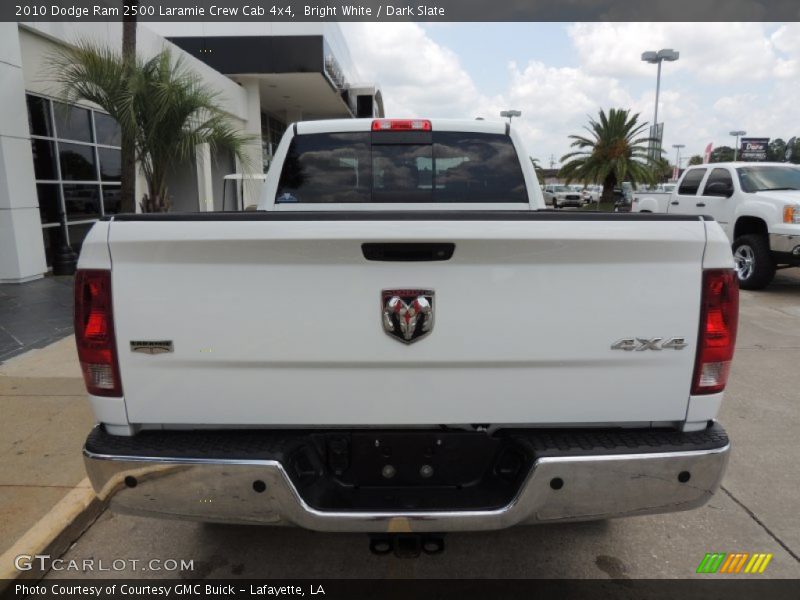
{"left": 108, "top": 215, "right": 707, "bottom": 426}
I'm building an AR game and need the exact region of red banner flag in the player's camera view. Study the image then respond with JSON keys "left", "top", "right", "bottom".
{"left": 703, "top": 143, "right": 713, "bottom": 163}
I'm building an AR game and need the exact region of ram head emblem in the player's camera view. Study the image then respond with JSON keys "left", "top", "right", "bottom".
{"left": 381, "top": 289, "right": 435, "bottom": 344}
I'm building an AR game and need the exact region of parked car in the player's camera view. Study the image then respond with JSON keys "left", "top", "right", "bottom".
{"left": 634, "top": 162, "right": 800, "bottom": 289}
{"left": 567, "top": 184, "right": 584, "bottom": 201}
{"left": 612, "top": 186, "right": 631, "bottom": 212}
{"left": 583, "top": 184, "right": 603, "bottom": 203}
{"left": 542, "top": 184, "right": 583, "bottom": 208}
{"left": 77, "top": 118, "right": 736, "bottom": 541}
{"left": 566, "top": 184, "right": 595, "bottom": 205}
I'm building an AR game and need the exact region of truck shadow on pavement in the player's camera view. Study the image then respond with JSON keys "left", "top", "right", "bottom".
{"left": 762, "top": 270, "right": 800, "bottom": 293}
{"left": 193, "top": 519, "right": 613, "bottom": 579}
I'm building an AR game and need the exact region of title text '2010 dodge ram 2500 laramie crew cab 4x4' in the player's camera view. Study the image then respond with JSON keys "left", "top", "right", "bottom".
{"left": 79, "top": 119, "right": 737, "bottom": 535}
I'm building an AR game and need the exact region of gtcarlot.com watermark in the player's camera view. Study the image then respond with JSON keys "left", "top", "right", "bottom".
{"left": 15, "top": 554, "right": 194, "bottom": 572}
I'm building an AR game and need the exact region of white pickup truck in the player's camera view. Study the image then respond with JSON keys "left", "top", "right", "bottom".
{"left": 78, "top": 119, "right": 737, "bottom": 542}
{"left": 635, "top": 162, "right": 800, "bottom": 289}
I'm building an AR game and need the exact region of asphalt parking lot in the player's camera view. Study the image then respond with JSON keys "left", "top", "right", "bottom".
{"left": 47, "top": 271, "right": 800, "bottom": 579}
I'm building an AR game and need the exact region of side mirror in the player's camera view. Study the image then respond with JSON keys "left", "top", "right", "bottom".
{"left": 704, "top": 181, "right": 734, "bottom": 197}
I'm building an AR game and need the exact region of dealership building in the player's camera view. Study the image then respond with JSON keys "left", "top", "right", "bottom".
{"left": 0, "top": 22, "right": 383, "bottom": 283}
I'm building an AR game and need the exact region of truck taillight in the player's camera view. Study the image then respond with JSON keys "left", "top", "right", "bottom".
{"left": 691, "top": 269, "right": 739, "bottom": 395}
{"left": 74, "top": 269, "right": 122, "bottom": 397}
{"left": 371, "top": 119, "right": 432, "bottom": 131}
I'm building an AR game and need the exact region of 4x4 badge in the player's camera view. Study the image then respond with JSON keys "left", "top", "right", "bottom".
{"left": 381, "top": 289, "right": 434, "bottom": 344}
{"left": 611, "top": 337, "right": 687, "bottom": 351}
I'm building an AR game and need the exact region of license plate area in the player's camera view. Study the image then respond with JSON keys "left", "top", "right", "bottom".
{"left": 342, "top": 432, "right": 502, "bottom": 487}
{"left": 286, "top": 431, "right": 532, "bottom": 512}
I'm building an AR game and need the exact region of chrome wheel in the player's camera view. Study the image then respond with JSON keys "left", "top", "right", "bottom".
{"left": 734, "top": 245, "right": 754, "bottom": 281}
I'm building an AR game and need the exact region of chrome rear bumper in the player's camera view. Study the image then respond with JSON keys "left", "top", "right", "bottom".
{"left": 83, "top": 425, "right": 730, "bottom": 533}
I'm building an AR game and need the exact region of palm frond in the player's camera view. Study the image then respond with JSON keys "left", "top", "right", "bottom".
{"left": 559, "top": 108, "right": 660, "bottom": 187}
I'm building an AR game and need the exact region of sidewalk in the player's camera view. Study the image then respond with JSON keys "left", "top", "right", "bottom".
{"left": 0, "top": 336, "right": 98, "bottom": 578}
{"left": 0, "top": 276, "right": 74, "bottom": 363}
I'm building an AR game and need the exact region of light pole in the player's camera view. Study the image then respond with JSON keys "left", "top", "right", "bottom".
{"left": 500, "top": 110, "right": 521, "bottom": 124}
{"left": 672, "top": 144, "right": 685, "bottom": 181}
{"left": 730, "top": 130, "right": 746, "bottom": 161}
{"left": 641, "top": 49, "right": 679, "bottom": 158}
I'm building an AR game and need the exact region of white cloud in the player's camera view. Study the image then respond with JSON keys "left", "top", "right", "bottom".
{"left": 771, "top": 24, "right": 800, "bottom": 78}
{"left": 342, "top": 22, "right": 800, "bottom": 167}
{"left": 568, "top": 22, "right": 785, "bottom": 83}
{"left": 341, "top": 23, "right": 482, "bottom": 118}
{"left": 342, "top": 23, "right": 647, "bottom": 163}
{"left": 712, "top": 79, "right": 800, "bottom": 141}
{"left": 566, "top": 22, "right": 800, "bottom": 156}
{"left": 503, "top": 60, "right": 638, "bottom": 160}
{"left": 771, "top": 23, "right": 800, "bottom": 56}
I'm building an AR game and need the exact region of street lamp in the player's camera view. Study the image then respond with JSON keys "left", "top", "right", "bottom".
{"left": 641, "top": 49, "right": 679, "bottom": 158}
{"left": 730, "top": 130, "right": 747, "bottom": 161}
{"left": 672, "top": 144, "right": 685, "bottom": 181}
{"left": 500, "top": 110, "right": 521, "bottom": 124}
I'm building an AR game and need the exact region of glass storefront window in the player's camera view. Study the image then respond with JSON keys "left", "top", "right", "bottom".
{"left": 94, "top": 112, "right": 122, "bottom": 146}
{"left": 27, "top": 95, "right": 53, "bottom": 137}
{"left": 53, "top": 102, "right": 93, "bottom": 143}
{"left": 36, "top": 184, "right": 61, "bottom": 225}
{"left": 63, "top": 185, "right": 101, "bottom": 221}
{"left": 98, "top": 147, "right": 122, "bottom": 181}
{"left": 102, "top": 186, "right": 122, "bottom": 215}
{"left": 31, "top": 139, "right": 57, "bottom": 180}
{"left": 26, "top": 93, "right": 122, "bottom": 266}
{"left": 59, "top": 142, "right": 98, "bottom": 181}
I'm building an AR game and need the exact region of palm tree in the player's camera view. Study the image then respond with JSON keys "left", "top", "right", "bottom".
{"left": 559, "top": 108, "right": 659, "bottom": 204}
{"left": 49, "top": 42, "right": 253, "bottom": 212}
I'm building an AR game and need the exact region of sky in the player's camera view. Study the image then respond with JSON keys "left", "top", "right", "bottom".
{"left": 341, "top": 22, "right": 800, "bottom": 168}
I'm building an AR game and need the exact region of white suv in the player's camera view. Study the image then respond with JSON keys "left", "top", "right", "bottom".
{"left": 542, "top": 184, "right": 583, "bottom": 208}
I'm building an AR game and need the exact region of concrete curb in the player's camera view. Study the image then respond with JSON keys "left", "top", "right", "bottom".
{"left": 0, "top": 478, "right": 105, "bottom": 588}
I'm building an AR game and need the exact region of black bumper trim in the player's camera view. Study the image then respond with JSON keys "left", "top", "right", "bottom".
{"left": 86, "top": 423, "right": 728, "bottom": 461}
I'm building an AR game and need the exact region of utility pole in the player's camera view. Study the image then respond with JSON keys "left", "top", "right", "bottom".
{"left": 641, "top": 49, "right": 680, "bottom": 160}
{"left": 500, "top": 110, "right": 521, "bottom": 124}
{"left": 672, "top": 144, "right": 685, "bottom": 181}
{"left": 730, "top": 130, "right": 746, "bottom": 161}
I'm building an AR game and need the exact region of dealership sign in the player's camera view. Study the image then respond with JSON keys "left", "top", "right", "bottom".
{"left": 740, "top": 138, "right": 770, "bottom": 161}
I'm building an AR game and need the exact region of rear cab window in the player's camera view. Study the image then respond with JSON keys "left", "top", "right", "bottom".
{"left": 276, "top": 130, "right": 529, "bottom": 204}
{"left": 678, "top": 169, "right": 707, "bottom": 196}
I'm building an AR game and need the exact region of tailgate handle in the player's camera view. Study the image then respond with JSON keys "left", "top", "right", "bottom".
{"left": 362, "top": 243, "right": 455, "bottom": 262}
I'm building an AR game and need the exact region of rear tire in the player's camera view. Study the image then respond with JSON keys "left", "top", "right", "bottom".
{"left": 733, "top": 234, "right": 775, "bottom": 290}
